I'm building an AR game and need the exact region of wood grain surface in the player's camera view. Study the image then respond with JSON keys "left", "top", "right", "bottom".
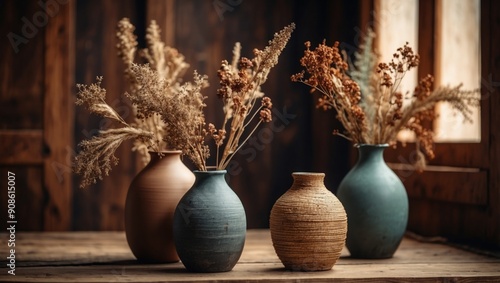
{"left": 0, "top": 230, "right": 499, "bottom": 282}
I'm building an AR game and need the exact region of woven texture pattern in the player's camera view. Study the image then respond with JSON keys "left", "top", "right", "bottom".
{"left": 270, "top": 173, "right": 347, "bottom": 271}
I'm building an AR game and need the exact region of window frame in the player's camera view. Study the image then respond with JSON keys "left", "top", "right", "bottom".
{"left": 365, "top": 0, "right": 498, "bottom": 247}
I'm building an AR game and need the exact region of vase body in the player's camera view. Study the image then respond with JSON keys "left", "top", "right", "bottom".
{"left": 270, "top": 172, "right": 347, "bottom": 271}
{"left": 173, "top": 170, "right": 246, "bottom": 272}
{"left": 337, "top": 144, "right": 408, "bottom": 259}
{"left": 125, "top": 151, "right": 195, "bottom": 263}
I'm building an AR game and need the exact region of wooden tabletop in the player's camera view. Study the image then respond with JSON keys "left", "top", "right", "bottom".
{"left": 1, "top": 230, "right": 499, "bottom": 282}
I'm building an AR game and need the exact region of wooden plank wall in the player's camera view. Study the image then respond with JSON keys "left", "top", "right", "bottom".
{"left": 489, "top": 0, "right": 500, "bottom": 248}
{"left": 0, "top": 1, "right": 46, "bottom": 232}
{"left": 0, "top": 0, "right": 74, "bottom": 231}
{"left": 43, "top": 0, "right": 74, "bottom": 231}
{"left": 72, "top": 0, "right": 144, "bottom": 230}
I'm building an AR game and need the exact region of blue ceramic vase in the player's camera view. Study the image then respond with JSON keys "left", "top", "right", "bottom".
{"left": 337, "top": 144, "right": 408, "bottom": 258}
{"left": 173, "top": 170, "right": 246, "bottom": 272}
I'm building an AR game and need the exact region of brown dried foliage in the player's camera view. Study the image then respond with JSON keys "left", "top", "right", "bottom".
{"left": 209, "top": 23, "right": 295, "bottom": 169}
{"left": 73, "top": 18, "right": 207, "bottom": 187}
{"left": 292, "top": 31, "right": 479, "bottom": 170}
{"left": 74, "top": 20, "right": 294, "bottom": 186}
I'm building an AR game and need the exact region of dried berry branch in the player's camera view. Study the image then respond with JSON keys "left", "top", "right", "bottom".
{"left": 291, "top": 40, "right": 368, "bottom": 144}
{"left": 292, "top": 29, "right": 479, "bottom": 169}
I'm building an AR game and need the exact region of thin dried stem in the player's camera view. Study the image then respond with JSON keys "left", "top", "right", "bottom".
{"left": 207, "top": 23, "right": 295, "bottom": 170}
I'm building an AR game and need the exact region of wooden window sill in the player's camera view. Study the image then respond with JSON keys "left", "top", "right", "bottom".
{"left": 1, "top": 230, "right": 499, "bottom": 282}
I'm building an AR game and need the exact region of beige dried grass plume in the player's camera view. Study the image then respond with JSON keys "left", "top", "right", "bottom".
{"left": 74, "top": 18, "right": 207, "bottom": 187}
{"left": 116, "top": 18, "right": 198, "bottom": 164}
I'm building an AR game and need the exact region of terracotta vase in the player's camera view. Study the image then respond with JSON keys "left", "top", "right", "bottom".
{"left": 125, "top": 151, "right": 195, "bottom": 263}
{"left": 337, "top": 144, "right": 408, "bottom": 258}
{"left": 270, "top": 172, "right": 347, "bottom": 271}
{"left": 173, "top": 170, "right": 246, "bottom": 272}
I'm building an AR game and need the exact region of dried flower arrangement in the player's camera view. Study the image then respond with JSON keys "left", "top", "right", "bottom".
{"left": 202, "top": 23, "right": 295, "bottom": 170}
{"left": 291, "top": 29, "right": 479, "bottom": 169}
{"left": 73, "top": 18, "right": 294, "bottom": 187}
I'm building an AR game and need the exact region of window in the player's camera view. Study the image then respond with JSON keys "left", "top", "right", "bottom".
{"left": 373, "top": 0, "right": 498, "bottom": 247}
{"left": 375, "top": 0, "right": 481, "bottom": 143}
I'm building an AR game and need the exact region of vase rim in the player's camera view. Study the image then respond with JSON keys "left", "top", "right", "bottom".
{"left": 292, "top": 172, "right": 325, "bottom": 177}
{"left": 355, "top": 143, "right": 389, "bottom": 148}
{"left": 193, "top": 170, "right": 227, "bottom": 175}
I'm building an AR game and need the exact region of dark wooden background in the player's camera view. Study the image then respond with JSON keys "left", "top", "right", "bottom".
{"left": 0, "top": 0, "right": 362, "bottom": 231}
{"left": 1, "top": 0, "right": 499, "bottom": 250}
{"left": 72, "top": 0, "right": 363, "bottom": 230}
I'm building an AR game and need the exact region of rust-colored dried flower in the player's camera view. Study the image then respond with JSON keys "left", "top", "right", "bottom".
{"left": 259, "top": 108, "right": 272, "bottom": 122}
{"left": 292, "top": 29, "right": 479, "bottom": 170}
{"left": 262, "top": 96, "right": 273, "bottom": 109}
{"left": 291, "top": 40, "right": 368, "bottom": 143}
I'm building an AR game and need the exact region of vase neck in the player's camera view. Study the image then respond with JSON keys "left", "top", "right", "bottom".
{"left": 148, "top": 151, "right": 182, "bottom": 165}
{"left": 193, "top": 170, "right": 227, "bottom": 185}
{"left": 356, "top": 145, "right": 387, "bottom": 164}
{"left": 291, "top": 172, "right": 325, "bottom": 188}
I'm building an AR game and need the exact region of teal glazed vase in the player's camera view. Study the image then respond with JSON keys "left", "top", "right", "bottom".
{"left": 173, "top": 170, "right": 246, "bottom": 272}
{"left": 125, "top": 151, "right": 194, "bottom": 263}
{"left": 337, "top": 144, "right": 408, "bottom": 259}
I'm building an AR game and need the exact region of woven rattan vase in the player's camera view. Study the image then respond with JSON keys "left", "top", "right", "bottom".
{"left": 270, "top": 172, "right": 347, "bottom": 271}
